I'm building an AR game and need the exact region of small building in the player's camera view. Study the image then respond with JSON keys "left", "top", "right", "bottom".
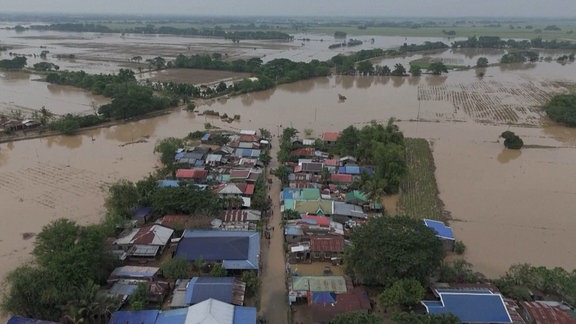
{"left": 175, "top": 168, "right": 209, "bottom": 184}
{"left": 345, "top": 190, "right": 367, "bottom": 205}
{"left": 310, "top": 287, "right": 372, "bottom": 323}
{"left": 173, "top": 277, "right": 246, "bottom": 308}
{"left": 424, "top": 219, "right": 456, "bottom": 252}
{"left": 333, "top": 201, "right": 368, "bottom": 219}
{"left": 309, "top": 235, "right": 345, "bottom": 260}
{"left": 294, "top": 162, "right": 324, "bottom": 175}
{"left": 321, "top": 132, "right": 340, "bottom": 145}
{"left": 108, "top": 266, "right": 160, "bottom": 282}
{"left": 330, "top": 173, "right": 353, "bottom": 185}
{"left": 113, "top": 224, "right": 174, "bottom": 259}
{"left": 109, "top": 309, "right": 160, "bottom": 324}
{"left": 291, "top": 147, "right": 316, "bottom": 158}
{"left": 284, "top": 224, "right": 305, "bottom": 244}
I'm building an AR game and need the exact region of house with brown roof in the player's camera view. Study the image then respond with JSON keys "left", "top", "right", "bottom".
{"left": 520, "top": 300, "right": 576, "bottom": 324}
{"left": 291, "top": 147, "right": 316, "bottom": 158}
{"left": 113, "top": 224, "right": 174, "bottom": 260}
{"left": 330, "top": 173, "right": 353, "bottom": 185}
{"left": 309, "top": 235, "right": 345, "bottom": 261}
{"left": 321, "top": 132, "right": 340, "bottom": 146}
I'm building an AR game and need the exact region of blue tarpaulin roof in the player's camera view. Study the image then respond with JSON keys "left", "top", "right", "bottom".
{"left": 233, "top": 306, "right": 257, "bottom": 324}
{"left": 155, "top": 308, "right": 188, "bottom": 324}
{"left": 423, "top": 219, "right": 455, "bottom": 240}
{"left": 201, "top": 133, "right": 211, "bottom": 141}
{"left": 7, "top": 316, "right": 59, "bottom": 324}
{"left": 109, "top": 310, "right": 159, "bottom": 324}
{"left": 186, "top": 276, "right": 235, "bottom": 305}
{"left": 422, "top": 292, "right": 512, "bottom": 323}
{"left": 338, "top": 166, "right": 361, "bottom": 175}
{"left": 311, "top": 292, "right": 337, "bottom": 304}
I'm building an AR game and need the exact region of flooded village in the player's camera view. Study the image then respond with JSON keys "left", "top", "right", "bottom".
{"left": 2, "top": 14, "right": 576, "bottom": 323}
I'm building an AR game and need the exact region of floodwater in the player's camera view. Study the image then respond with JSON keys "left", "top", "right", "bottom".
{"left": 1, "top": 28, "right": 576, "bottom": 288}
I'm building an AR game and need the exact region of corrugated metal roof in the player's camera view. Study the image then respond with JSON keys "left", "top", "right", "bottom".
{"left": 422, "top": 292, "right": 512, "bottom": 323}
{"left": 110, "top": 266, "right": 160, "bottom": 280}
{"left": 176, "top": 230, "right": 259, "bottom": 270}
{"left": 521, "top": 301, "right": 576, "bottom": 324}
{"left": 109, "top": 310, "right": 159, "bottom": 324}
{"left": 185, "top": 277, "right": 241, "bottom": 305}
{"left": 292, "top": 276, "right": 347, "bottom": 293}
{"left": 176, "top": 169, "right": 208, "bottom": 179}
{"left": 156, "top": 308, "right": 189, "bottom": 324}
{"left": 330, "top": 173, "right": 353, "bottom": 183}
{"left": 233, "top": 306, "right": 257, "bottom": 323}
{"left": 321, "top": 132, "right": 340, "bottom": 142}
{"left": 184, "top": 298, "right": 235, "bottom": 324}
{"left": 7, "top": 316, "right": 60, "bottom": 324}
{"left": 310, "top": 236, "right": 344, "bottom": 253}
{"left": 114, "top": 224, "right": 174, "bottom": 246}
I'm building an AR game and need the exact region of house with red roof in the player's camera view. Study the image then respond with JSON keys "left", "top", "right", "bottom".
{"left": 321, "top": 132, "right": 340, "bottom": 146}
{"left": 175, "top": 168, "right": 208, "bottom": 184}
{"left": 330, "top": 173, "right": 353, "bottom": 184}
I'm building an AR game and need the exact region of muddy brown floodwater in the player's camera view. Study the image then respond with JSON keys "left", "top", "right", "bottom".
{"left": 1, "top": 29, "right": 576, "bottom": 300}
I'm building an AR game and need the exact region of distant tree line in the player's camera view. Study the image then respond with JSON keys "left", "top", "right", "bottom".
{"left": 453, "top": 36, "right": 576, "bottom": 49}
{"left": 29, "top": 23, "right": 292, "bottom": 40}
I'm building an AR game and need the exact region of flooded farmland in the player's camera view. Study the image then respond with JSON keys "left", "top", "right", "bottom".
{"left": 1, "top": 27, "right": 576, "bottom": 283}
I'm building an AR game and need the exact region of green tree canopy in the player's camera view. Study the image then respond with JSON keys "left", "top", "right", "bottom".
{"left": 543, "top": 94, "right": 576, "bottom": 126}
{"left": 392, "top": 312, "right": 460, "bottom": 324}
{"left": 333, "top": 311, "right": 382, "bottom": 324}
{"left": 427, "top": 62, "right": 448, "bottom": 75}
{"left": 344, "top": 215, "right": 444, "bottom": 286}
{"left": 378, "top": 278, "right": 425, "bottom": 309}
{"left": 160, "top": 257, "right": 192, "bottom": 280}
{"left": 476, "top": 57, "right": 489, "bottom": 68}
{"left": 105, "top": 179, "right": 139, "bottom": 218}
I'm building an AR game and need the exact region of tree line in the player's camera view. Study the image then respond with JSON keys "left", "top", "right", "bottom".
{"left": 453, "top": 36, "right": 576, "bottom": 49}
{"left": 29, "top": 23, "right": 292, "bottom": 40}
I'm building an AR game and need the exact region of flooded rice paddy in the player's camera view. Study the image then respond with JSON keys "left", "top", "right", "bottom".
{"left": 1, "top": 27, "right": 576, "bottom": 282}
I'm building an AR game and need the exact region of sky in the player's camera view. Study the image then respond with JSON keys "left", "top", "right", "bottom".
{"left": 1, "top": 0, "right": 576, "bottom": 18}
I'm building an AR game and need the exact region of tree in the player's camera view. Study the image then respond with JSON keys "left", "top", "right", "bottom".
{"left": 241, "top": 271, "right": 260, "bottom": 298}
{"left": 439, "top": 259, "right": 481, "bottom": 283}
{"left": 333, "top": 312, "right": 381, "bottom": 324}
{"left": 209, "top": 263, "right": 227, "bottom": 277}
{"left": 476, "top": 57, "right": 489, "bottom": 68}
{"left": 104, "top": 179, "right": 139, "bottom": 218}
{"left": 129, "top": 283, "right": 148, "bottom": 310}
{"left": 160, "top": 257, "right": 192, "bottom": 280}
{"left": 392, "top": 312, "right": 460, "bottom": 324}
{"left": 259, "top": 128, "right": 271, "bottom": 139}
{"left": 500, "top": 131, "right": 523, "bottom": 149}
{"left": 154, "top": 137, "right": 184, "bottom": 169}
{"left": 391, "top": 63, "right": 406, "bottom": 76}
{"left": 378, "top": 278, "right": 425, "bottom": 310}
{"left": 344, "top": 215, "right": 444, "bottom": 286}
{"left": 543, "top": 94, "right": 576, "bottom": 126}
{"left": 409, "top": 64, "right": 422, "bottom": 76}
{"left": 357, "top": 60, "right": 374, "bottom": 75}
{"left": 427, "top": 62, "right": 448, "bottom": 75}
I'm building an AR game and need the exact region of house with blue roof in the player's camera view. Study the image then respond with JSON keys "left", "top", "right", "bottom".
{"left": 109, "top": 299, "right": 256, "bottom": 324}
{"left": 421, "top": 290, "right": 513, "bottom": 324}
{"left": 423, "top": 219, "right": 455, "bottom": 252}
{"left": 175, "top": 230, "right": 260, "bottom": 271}
{"left": 7, "top": 317, "right": 60, "bottom": 324}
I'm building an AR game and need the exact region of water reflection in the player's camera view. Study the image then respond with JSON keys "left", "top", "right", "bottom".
{"left": 499, "top": 63, "right": 537, "bottom": 71}
{"left": 408, "top": 76, "right": 421, "bottom": 86}
{"left": 425, "top": 75, "right": 448, "bottom": 86}
{"left": 44, "top": 134, "right": 83, "bottom": 149}
{"left": 103, "top": 118, "right": 160, "bottom": 143}
{"left": 356, "top": 76, "right": 373, "bottom": 89}
{"left": 392, "top": 76, "right": 405, "bottom": 88}
{"left": 497, "top": 148, "right": 522, "bottom": 163}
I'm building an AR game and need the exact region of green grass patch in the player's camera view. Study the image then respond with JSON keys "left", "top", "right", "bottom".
{"left": 399, "top": 138, "right": 445, "bottom": 221}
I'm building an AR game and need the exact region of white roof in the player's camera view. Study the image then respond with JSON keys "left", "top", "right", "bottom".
{"left": 302, "top": 139, "right": 315, "bottom": 146}
{"left": 218, "top": 184, "right": 243, "bottom": 195}
{"left": 185, "top": 298, "right": 234, "bottom": 324}
{"left": 240, "top": 129, "right": 257, "bottom": 135}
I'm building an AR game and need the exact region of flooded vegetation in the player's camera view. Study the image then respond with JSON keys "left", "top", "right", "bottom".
{"left": 1, "top": 18, "right": 576, "bottom": 287}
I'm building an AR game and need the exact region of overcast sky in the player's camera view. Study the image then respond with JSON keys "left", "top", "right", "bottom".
{"left": 2, "top": 0, "right": 576, "bottom": 17}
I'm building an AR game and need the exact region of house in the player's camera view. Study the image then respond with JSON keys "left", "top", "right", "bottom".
{"left": 175, "top": 230, "right": 260, "bottom": 270}
{"left": 175, "top": 169, "right": 208, "bottom": 184}
{"left": 309, "top": 235, "right": 345, "bottom": 260}
{"left": 294, "top": 162, "right": 324, "bottom": 175}
{"left": 291, "top": 147, "right": 316, "bottom": 158}
{"left": 333, "top": 201, "right": 368, "bottom": 219}
{"left": 345, "top": 190, "right": 367, "bottom": 205}
{"left": 214, "top": 183, "right": 254, "bottom": 197}
{"left": 132, "top": 206, "right": 153, "bottom": 223}
{"left": 205, "top": 154, "right": 223, "bottom": 166}
{"left": 114, "top": 224, "right": 174, "bottom": 259}
{"left": 330, "top": 173, "right": 353, "bottom": 185}
{"left": 159, "top": 214, "right": 213, "bottom": 231}
{"left": 321, "top": 132, "right": 340, "bottom": 145}
{"left": 424, "top": 219, "right": 456, "bottom": 252}
{"left": 339, "top": 156, "right": 357, "bottom": 165}
{"left": 108, "top": 266, "right": 160, "bottom": 282}
{"left": 158, "top": 179, "right": 180, "bottom": 188}
{"left": 290, "top": 276, "right": 348, "bottom": 303}
{"left": 284, "top": 224, "right": 305, "bottom": 243}
{"left": 109, "top": 310, "right": 160, "bottom": 324}
{"left": 291, "top": 199, "right": 334, "bottom": 215}
{"left": 520, "top": 300, "right": 576, "bottom": 324}
{"left": 422, "top": 289, "right": 513, "bottom": 323}
{"left": 107, "top": 279, "right": 141, "bottom": 303}
{"left": 338, "top": 165, "right": 361, "bottom": 175}
{"left": 300, "top": 214, "right": 331, "bottom": 228}
{"left": 170, "top": 277, "right": 246, "bottom": 308}
{"left": 220, "top": 209, "right": 261, "bottom": 223}
{"left": 310, "top": 287, "right": 371, "bottom": 323}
